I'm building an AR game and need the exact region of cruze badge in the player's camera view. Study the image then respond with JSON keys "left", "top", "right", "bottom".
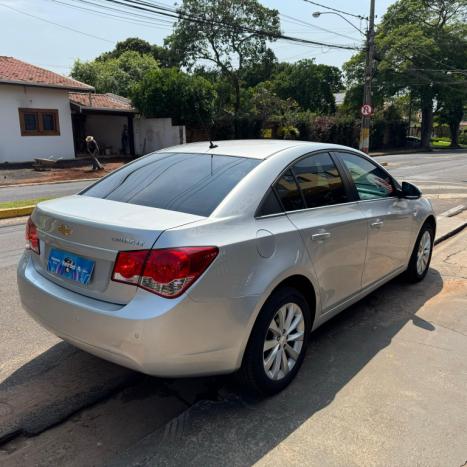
{"left": 112, "top": 236, "right": 144, "bottom": 247}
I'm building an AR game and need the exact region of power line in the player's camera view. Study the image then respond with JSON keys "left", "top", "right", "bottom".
{"left": 302, "top": 0, "right": 367, "bottom": 21}
{"left": 49, "top": 0, "right": 175, "bottom": 30}
{"left": 0, "top": 2, "right": 115, "bottom": 43}
{"left": 98, "top": 0, "right": 359, "bottom": 50}
{"left": 280, "top": 13, "right": 360, "bottom": 42}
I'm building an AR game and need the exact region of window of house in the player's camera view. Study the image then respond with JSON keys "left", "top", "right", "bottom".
{"left": 19, "top": 109, "right": 60, "bottom": 136}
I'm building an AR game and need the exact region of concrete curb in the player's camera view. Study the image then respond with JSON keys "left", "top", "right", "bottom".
{"left": 434, "top": 221, "right": 467, "bottom": 245}
{"left": 0, "top": 178, "right": 99, "bottom": 189}
{"left": 0, "top": 205, "right": 35, "bottom": 219}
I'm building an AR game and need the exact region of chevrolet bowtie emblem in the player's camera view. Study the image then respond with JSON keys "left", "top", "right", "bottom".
{"left": 57, "top": 224, "right": 72, "bottom": 236}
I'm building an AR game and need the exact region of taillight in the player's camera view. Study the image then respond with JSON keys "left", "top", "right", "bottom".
{"left": 25, "top": 217, "right": 40, "bottom": 254}
{"left": 112, "top": 247, "right": 218, "bottom": 298}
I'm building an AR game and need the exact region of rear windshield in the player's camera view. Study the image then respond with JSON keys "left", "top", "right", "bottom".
{"left": 81, "top": 152, "right": 261, "bottom": 217}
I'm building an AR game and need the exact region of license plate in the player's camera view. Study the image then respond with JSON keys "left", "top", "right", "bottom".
{"left": 47, "top": 248, "right": 95, "bottom": 285}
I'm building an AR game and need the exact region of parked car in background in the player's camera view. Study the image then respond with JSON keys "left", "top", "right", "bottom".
{"left": 18, "top": 140, "right": 436, "bottom": 395}
{"left": 405, "top": 136, "right": 421, "bottom": 148}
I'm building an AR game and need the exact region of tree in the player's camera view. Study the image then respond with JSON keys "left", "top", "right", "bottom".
{"left": 71, "top": 51, "right": 159, "bottom": 97}
{"left": 438, "top": 91, "right": 465, "bottom": 147}
{"left": 97, "top": 37, "right": 153, "bottom": 61}
{"left": 131, "top": 68, "right": 216, "bottom": 126}
{"left": 272, "top": 60, "right": 342, "bottom": 114}
{"left": 344, "top": 0, "right": 467, "bottom": 149}
{"left": 166, "top": 0, "right": 280, "bottom": 135}
{"left": 249, "top": 81, "right": 300, "bottom": 137}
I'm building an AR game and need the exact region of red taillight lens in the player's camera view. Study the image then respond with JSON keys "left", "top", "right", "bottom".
{"left": 112, "top": 250, "right": 149, "bottom": 285}
{"left": 111, "top": 247, "right": 218, "bottom": 298}
{"left": 25, "top": 217, "right": 40, "bottom": 254}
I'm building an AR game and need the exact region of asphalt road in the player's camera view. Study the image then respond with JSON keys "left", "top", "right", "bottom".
{"left": 379, "top": 150, "right": 467, "bottom": 214}
{"left": 0, "top": 180, "right": 90, "bottom": 202}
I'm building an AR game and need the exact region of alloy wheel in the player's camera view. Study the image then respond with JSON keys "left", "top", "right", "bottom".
{"left": 263, "top": 302, "right": 305, "bottom": 381}
{"left": 416, "top": 230, "right": 432, "bottom": 275}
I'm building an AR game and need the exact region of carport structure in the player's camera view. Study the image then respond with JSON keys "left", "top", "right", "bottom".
{"left": 69, "top": 92, "right": 137, "bottom": 157}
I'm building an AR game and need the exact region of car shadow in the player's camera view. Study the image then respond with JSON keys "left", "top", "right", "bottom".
{"left": 122, "top": 268, "right": 445, "bottom": 466}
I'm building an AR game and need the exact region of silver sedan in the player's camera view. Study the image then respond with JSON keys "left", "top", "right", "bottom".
{"left": 17, "top": 140, "right": 436, "bottom": 395}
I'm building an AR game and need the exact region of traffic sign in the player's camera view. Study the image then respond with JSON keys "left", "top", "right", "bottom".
{"left": 361, "top": 104, "right": 373, "bottom": 117}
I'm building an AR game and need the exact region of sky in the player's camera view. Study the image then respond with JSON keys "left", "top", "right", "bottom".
{"left": 0, "top": 0, "right": 395, "bottom": 76}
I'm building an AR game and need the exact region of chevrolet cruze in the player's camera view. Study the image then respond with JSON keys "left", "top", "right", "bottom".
{"left": 17, "top": 140, "right": 436, "bottom": 395}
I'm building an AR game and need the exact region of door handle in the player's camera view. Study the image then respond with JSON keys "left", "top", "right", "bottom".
{"left": 370, "top": 220, "right": 384, "bottom": 229}
{"left": 311, "top": 232, "right": 331, "bottom": 241}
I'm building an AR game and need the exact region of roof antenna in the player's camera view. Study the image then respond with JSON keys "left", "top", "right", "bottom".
{"left": 194, "top": 103, "right": 218, "bottom": 150}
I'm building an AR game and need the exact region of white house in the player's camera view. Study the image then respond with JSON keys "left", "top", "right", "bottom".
{"left": 0, "top": 57, "right": 185, "bottom": 164}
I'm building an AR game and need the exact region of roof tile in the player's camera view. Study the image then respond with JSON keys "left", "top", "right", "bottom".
{"left": 0, "top": 56, "right": 93, "bottom": 90}
{"left": 69, "top": 92, "right": 135, "bottom": 112}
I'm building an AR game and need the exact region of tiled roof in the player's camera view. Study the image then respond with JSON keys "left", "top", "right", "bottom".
{"left": 0, "top": 56, "right": 93, "bottom": 91}
{"left": 69, "top": 92, "right": 136, "bottom": 112}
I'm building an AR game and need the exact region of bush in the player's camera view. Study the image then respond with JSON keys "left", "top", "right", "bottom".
{"left": 458, "top": 133, "right": 467, "bottom": 145}
{"left": 291, "top": 113, "right": 358, "bottom": 147}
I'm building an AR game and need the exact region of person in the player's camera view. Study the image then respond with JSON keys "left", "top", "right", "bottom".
{"left": 85, "top": 136, "right": 103, "bottom": 171}
{"left": 121, "top": 124, "right": 129, "bottom": 155}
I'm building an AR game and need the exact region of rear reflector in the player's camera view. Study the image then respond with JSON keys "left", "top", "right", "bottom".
{"left": 112, "top": 247, "right": 218, "bottom": 298}
{"left": 25, "top": 217, "right": 40, "bottom": 254}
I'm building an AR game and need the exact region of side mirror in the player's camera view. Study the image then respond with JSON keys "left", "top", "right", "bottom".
{"left": 399, "top": 181, "right": 422, "bottom": 199}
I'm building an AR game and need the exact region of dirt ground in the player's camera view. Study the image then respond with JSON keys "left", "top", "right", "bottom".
{"left": 0, "top": 162, "right": 125, "bottom": 186}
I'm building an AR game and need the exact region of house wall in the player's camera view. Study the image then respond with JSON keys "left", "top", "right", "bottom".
{"left": 84, "top": 114, "right": 128, "bottom": 154}
{"left": 0, "top": 85, "right": 75, "bottom": 163}
{"left": 134, "top": 117, "right": 185, "bottom": 155}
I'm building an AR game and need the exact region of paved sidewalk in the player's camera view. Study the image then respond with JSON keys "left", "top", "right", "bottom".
{"left": 114, "top": 232, "right": 467, "bottom": 467}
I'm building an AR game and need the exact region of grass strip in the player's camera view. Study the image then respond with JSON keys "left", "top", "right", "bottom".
{"left": 0, "top": 197, "right": 52, "bottom": 209}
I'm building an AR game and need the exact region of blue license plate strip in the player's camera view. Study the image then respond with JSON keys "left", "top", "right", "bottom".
{"left": 47, "top": 248, "right": 95, "bottom": 285}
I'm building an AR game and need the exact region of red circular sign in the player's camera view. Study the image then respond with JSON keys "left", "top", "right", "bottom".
{"left": 361, "top": 104, "right": 373, "bottom": 117}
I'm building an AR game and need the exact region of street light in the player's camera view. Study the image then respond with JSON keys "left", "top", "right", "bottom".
{"left": 312, "top": 11, "right": 365, "bottom": 36}
{"left": 312, "top": 3, "right": 376, "bottom": 154}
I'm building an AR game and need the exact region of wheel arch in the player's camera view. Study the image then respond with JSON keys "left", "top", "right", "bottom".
{"left": 423, "top": 214, "right": 437, "bottom": 236}
{"left": 270, "top": 274, "right": 317, "bottom": 327}
{"left": 236, "top": 273, "right": 318, "bottom": 369}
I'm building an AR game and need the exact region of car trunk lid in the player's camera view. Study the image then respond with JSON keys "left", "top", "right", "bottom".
{"left": 30, "top": 195, "right": 204, "bottom": 304}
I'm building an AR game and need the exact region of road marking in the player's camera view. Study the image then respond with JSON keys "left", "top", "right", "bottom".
{"left": 438, "top": 205, "right": 465, "bottom": 218}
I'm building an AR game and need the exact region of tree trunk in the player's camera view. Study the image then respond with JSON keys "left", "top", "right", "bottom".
{"left": 420, "top": 95, "right": 433, "bottom": 150}
{"left": 449, "top": 120, "right": 460, "bottom": 148}
{"left": 233, "top": 77, "right": 241, "bottom": 139}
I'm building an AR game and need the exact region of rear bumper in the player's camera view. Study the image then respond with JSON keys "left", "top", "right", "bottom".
{"left": 17, "top": 252, "right": 258, "bottom": 377}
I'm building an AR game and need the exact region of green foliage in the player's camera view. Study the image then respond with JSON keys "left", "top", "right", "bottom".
{"left": 166, "top": 0, "right": 280, "bottom": 121}
{"left": 71, "top": 51, "right": 159, "bottom": 97}
{"left": 131, "top": 68, "right": 216, "bottom": 126}
{"left": 95, "top": 38, "right": 178, "bottom": 68}
{"left": 272, "top": 60, "right": 342, "bottom": 115}
{"left": 343, "top": 0, "right": 467, "bottom": 147}
{"left": 97, "top": 37, "right": 153, "bottom": 61}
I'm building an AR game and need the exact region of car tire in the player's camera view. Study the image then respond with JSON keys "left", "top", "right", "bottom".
{"left": 404, "top": 222, "right": 434, "bottom": 283}
{"left": 237, "top": 287, "right": 311, "bottom": 397}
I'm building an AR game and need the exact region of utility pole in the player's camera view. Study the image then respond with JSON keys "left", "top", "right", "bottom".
{"left": 359, "top": 0, "right": 376, "bottom": 154}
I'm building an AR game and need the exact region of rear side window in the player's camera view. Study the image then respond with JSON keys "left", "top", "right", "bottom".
{"left": 257, "top": 188, "right": 283, "bottom": 216}
{"left": 292, "top": 153, "right": 348, "bottom": 208}
{"left": 81, "top": 152, "right": 260, "bottom": 217}
{"left": 337, "top": 152, "right": 396, "bottom": 200}
{"left": 275, "top": 170, "right": 305, "bottom": 211}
